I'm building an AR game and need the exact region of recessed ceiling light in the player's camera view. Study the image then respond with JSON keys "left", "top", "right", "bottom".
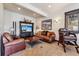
{"left": 18, "top": 7, "right": 21, "bottom": 10}
{"left": 48, "top": 5, "right": 52, "bottom": 8}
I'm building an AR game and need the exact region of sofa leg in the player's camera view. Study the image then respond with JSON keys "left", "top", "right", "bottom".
{"left": 58, "top": 42, "right": 60, "bottom": 45}
{"left": 58, "top": 41, "right": 60, "bottom": 45}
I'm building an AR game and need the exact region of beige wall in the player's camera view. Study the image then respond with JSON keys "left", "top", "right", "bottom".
{"left": 0, "top": 4, "right": 4, "bottom": 34}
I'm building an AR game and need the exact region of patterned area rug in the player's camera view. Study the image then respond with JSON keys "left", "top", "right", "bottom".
{"left": 11, "top": 42, "right": 79, "bottom": 56}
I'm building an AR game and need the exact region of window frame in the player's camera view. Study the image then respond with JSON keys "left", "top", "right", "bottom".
{"left": 65, "top": 9, "right": 79, "bottom": 33}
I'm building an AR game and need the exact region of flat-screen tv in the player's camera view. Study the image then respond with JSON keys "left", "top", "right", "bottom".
{"left": 20, "top": 22, "right": 34, "bottom": 38}
{"left": 21, "top": 23, "right": 32, "bottom": 32}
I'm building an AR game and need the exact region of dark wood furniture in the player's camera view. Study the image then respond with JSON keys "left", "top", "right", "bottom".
{"left": 75, "top": 46, "right": 79, "bottom": 53}
{"left": 58, "top": 28, "right": 77, "bottom": 52}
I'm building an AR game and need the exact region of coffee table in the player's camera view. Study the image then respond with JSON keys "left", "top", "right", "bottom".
{"left": 25, "top": 36, "right": 42, "bottom": 47}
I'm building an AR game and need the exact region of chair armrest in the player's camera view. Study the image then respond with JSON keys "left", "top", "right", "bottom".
{"left": 69, "top": 32, "right": 76, "bottom": 37}
{"left": 5, "top": 38, "right": 25, "bottom": 47}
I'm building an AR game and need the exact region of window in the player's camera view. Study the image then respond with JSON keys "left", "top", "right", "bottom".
{"left": 65, "top": 9, "right": 79, "bottom": 33}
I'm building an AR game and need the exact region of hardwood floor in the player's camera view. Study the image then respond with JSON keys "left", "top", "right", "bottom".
{"left": 11, "top": 42, "right": 79, "bottom": 56}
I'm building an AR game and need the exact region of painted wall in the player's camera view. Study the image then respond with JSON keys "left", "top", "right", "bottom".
{"left": 0, "top": 4, "right": 4, "bottom": 35}
{"left": 36, "top": 4, "right": 79, "bottom": 44}
{"left": 4, "top": 10, "right": 36, "bottom": 36}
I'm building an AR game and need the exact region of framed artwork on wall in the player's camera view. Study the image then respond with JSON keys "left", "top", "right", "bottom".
{"left": 41, "top": 19, "right": 52, "bottom": 30}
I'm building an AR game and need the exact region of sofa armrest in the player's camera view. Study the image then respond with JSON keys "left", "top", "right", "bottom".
{"left": 4, "top": 38, "right": 25, "bottom": 47}
{"left": 47, "top": 32, "right": 55, "bottom": 37}
{"left": 41, "top": 35, "right": 49, "bottom": 40}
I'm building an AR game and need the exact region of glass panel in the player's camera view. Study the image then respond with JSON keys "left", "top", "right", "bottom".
{"left": 67, "top": 13, "right": 79, "bottom": 31}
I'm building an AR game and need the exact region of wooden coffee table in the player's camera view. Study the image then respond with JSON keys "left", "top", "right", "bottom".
{"left": 25, "top": 36, "right": 42, "bottom": 47}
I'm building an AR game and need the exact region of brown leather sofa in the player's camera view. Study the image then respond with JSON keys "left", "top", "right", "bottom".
{"left": 2, "top": 32, "right": 26, "bottom": 56}
{"left": 36, "top": 31, "right": 56, "bottom": 43}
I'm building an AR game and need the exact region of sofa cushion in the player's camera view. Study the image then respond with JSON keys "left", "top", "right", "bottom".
{"left": 5, "top": 38, "right": 24, "bottom": 47}
{"left": 36, "top": 31, "right": 41, "bottom": 36}
{"left": 3, "top": 33, "right": 13, "bottom": 42}
{"left": 3, "top": 37, "right": 9, "bottom": 44}
{"left": 47, "top": 32, "right": 52, "bottom": 37}
{"left": 41, "top": 31, "right": 48, "bottom": 36}
{"left": 64, "top": 36, "right": 77, "bottom": 41}
{"left": 47, "top": 32, "right": 55, "bottom": 37}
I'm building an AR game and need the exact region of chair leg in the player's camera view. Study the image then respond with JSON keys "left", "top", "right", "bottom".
{"left": 74, "top": 41, "right": 77, "bottom": 46}
{"left": 62, "top": 44, "right": 66, "bottom": 53}
{"left": 75, "top": 47, "right": 79, "bottom": 54}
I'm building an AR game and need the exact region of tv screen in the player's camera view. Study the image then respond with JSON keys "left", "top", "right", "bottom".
{"left": 21, "top": 23, "right": 32, "bottom": 32}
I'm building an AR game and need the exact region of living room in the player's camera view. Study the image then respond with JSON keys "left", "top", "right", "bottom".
{"left": 0, "top": 3, "right": 79, "bottom": 56}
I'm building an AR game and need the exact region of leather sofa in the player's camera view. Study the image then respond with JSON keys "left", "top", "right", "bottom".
{"left": 36, "top": 31, "right": 56, "bottom": 43}
{"left": 2, "top": 32, "right": 26, "bottom": 56}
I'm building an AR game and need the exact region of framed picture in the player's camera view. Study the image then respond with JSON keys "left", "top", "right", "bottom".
{"left": 41, "top": 19, "right": 52, "bottom": 30}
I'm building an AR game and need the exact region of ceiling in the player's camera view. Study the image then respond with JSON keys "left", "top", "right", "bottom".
{"left": 3, "top": 3, "right": 45, "bottom": 18}
{"left": 30, "top": 3, "right": 71, "bottom": 17}
{"left": 3, "top": 3, "right": 73, "bottom": 18}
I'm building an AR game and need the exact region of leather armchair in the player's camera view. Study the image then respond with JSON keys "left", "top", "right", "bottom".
{"left": 36, "top": 31, "right": 56, "bottom": 43}
{"left": 2, "top": 32, "right": 26, "bottom": 56}
{"left": 58, "top": 28, "right": 78, "bottom": 52}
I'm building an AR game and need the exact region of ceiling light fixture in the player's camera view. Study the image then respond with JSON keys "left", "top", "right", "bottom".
{"left": 48, "top": 5, "right": 52, "bottom": 8}
{"left": 18, "top": 7, "right": 21, "bottom": 10}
